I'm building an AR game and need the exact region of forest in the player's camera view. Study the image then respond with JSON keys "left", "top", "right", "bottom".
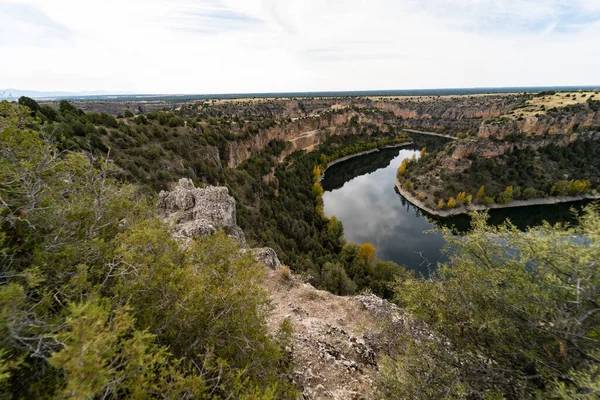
{"left": 399, "top": 138, "right": 600, "bottom": 210}
{"left": 2, "top": 98, "right": 599, "bottom": 399}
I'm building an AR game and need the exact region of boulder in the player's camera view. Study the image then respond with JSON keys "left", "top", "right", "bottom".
{"left": 247, "top": 247, "right": 282, "bottom": 270}
{"left": 158, "top": 178, "right": 245, "bottom": 244}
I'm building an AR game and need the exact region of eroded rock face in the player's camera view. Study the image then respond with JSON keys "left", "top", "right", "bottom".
{"left": 249, "top": 248, "right": 282, "bottom": 270}
{"left": 226, "top": 110, "right": 396, "bottom": 168}
{"left": 450, "top": 131, "right": 600, "bottom": 163}
{"left": 478, "top": 111, "right": 600, "bottom": 140}
{"left": 158, "top": 178, "right": 283, "bottom": 270}
{"left": 158, "top": 178, "right": 245, "bottom": 243}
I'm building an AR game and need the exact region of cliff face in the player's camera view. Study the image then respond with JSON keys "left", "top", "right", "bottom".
{"left": 373, "top": 96, "right": 522, "bottom": 134}
{"left": 226, "top": 109, "right": 396, "bottom": 168}
{"left": 443, "top": 107, "right": 600, "bottom": 163}
{"left": 374, "top": 99, "right": 512, "bottom": 120}
{"left": 478, "top": 111, "right": 600, "bottom": 140}
{"left": 223, "top": 96, "right": 530, "bottom": 168}
{"left": 443, "top": 134, "right": 595, "bottom": 170}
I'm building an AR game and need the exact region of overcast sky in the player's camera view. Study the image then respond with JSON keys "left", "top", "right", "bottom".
{"left": 1, "top": 0, "right": 599, "bottom": 94}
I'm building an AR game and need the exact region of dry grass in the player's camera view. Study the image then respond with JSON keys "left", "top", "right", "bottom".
{"left": 277, "top": 264, "right": 292, "bottom": 283}
{"left": 511, "top": 91, "right": 598, "bottom": 118}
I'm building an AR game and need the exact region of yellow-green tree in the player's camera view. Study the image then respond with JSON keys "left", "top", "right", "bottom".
{"left": 312, "top": 165, "right": 322, "bottom": 181}
{"left": 357, "top": 243, "right": 377, "bottom": 266}
{"left": 419, "top": 147, "right": 427, "bottom": 158}
{"left": 437, "top": 199, "right": 445, "bottom": 209}
{"left": 476, "top": 186, "right": 486, "bottom": 201}
{"left": 497, "top": 186, "right": 514, "bottom": 204}
{"left": 398, "top": 158, "right": 409, "bottom": 175}
{"left": 312, "top": 181, "right": 324, "bottom": 198}
{"left": 319, "top": 153, "right": 328, "bottom": 166}
{"left": 447, "top": 197, "right": 457, "bottom": 208}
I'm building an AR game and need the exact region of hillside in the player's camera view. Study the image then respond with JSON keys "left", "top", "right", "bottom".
{"left": 2, "top": 96, "right": 600, "bottom": 398}
{"left": 397, "top": 92, "right": 600, "bottom": 213}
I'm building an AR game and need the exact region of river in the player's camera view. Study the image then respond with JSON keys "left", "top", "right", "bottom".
{"left": 321, "top": 138, "right": 593, "bottom": 277}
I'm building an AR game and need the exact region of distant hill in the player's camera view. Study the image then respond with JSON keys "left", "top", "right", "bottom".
{"left": 2, "top": 86, "right": 600, "bottom": 102}
{"left": 0, "top": 88, "right": 120, "bottom": 100}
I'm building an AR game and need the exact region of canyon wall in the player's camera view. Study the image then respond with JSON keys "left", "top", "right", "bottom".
{"left": 226, "top": 109, "right": 396, "bottom": 168}
{"left": 442, "top": 106, "right": 600, "bottom": 168}
{"left": 478, "top": 111, "right": 600, "bottom": 140}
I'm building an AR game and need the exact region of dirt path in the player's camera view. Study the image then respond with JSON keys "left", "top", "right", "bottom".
{"left": 402, "top": 128, "right": 457, "bottom": 140}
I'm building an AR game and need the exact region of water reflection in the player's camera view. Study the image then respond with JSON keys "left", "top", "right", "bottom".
{"left": 322, "top": 142, "right": 593, "bottom": 277}
{"left": 323, "top": 147, "right": 448, "bottom": 277}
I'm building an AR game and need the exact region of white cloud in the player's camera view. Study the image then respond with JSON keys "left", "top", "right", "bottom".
{"left": 0, "top": 0, "right": 598, "bottom": 93}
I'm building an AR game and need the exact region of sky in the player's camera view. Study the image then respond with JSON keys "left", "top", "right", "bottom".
{"left": 1, "top": 0, "right": 599, "bottom": 94}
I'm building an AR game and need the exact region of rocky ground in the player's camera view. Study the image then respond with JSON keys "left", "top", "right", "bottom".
{"left": 158, "top": 178, "right": 429, "bottom": 399}
{"left": 263, "top": 268, "right": 436, "bottom": 399}
{"left": 264, "top": 270, "right": 381, "bottom": 399}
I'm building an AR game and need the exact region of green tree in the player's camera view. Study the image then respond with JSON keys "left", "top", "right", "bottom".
{"left": 0, "top": 102, "right": 297, "bottom": 398}
{"left": 49, "top": 299, "right": 206, "bottom": 399}
{"left": 386, "top": 208, "right": 600, "bottom": 398}
{"left": 17, "top": 96, "right": 40, "bottom": 115}
{"left": 321, "top": 262, "right": 357, "bottom": 295}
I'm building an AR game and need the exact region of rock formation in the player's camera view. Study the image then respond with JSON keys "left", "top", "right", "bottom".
{"left": 157, "top": 178, "right": 282, "bottom": 269}
{"left": 158, "top": 178, "right": 245, "bottom": 242}
{"left": 226, "top": 108, "right": 397, "bottom": 168}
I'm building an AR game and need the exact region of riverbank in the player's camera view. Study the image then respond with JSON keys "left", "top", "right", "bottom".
{"left": 395, "top": 178, "right": 600, "bottom": 217}
{"left": 318, "top": 142, "right": 412, "bottom": 182}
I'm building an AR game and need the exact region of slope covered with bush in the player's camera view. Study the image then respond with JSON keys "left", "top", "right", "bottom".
{"left": 0, "top": 101, "right": 296, "bottom": 399}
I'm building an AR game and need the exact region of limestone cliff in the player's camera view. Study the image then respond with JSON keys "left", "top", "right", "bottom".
{"left": 226, "top": 108, "right": 397, "bottom": 168}
{"left": 221, "top": 95, "right": 526, "bottom": 167}
{"left": 446, "top": 105, "right": 600, "bottom": 162}
{"left": 479, "top": 110, "right": 600, "bottom": 140}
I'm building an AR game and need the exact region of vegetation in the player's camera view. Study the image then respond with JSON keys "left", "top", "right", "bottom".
{"left": 381, "top": 209, "right": 600, "bottom": 399}
{"left": 4, "top": 98, "right": 410, "bottom": 300}
{"left": 228, "top": 130, "right": 411, "bottom": 297}
{"left": 399, "top": 140, "right": 600, "bottom": 210}
{"left": 4, "top": 96, "right": 600, "bottom": 398}
{"left": 0, "top": 102, "right": 296, "bottom": 398}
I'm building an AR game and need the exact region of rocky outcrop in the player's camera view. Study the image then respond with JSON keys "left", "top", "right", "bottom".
{"left": 158, "top": 178, "right": 245, "bottom": 242}
{"left": 241, "top": 247, "right": 282, "bottom": 270}
{"left": 157, "top": 178, "right": 283, "bottom": 270}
